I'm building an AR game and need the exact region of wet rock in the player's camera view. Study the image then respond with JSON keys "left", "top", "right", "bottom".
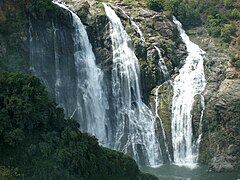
{"left": 226, "top": 67, "right": 239, "bottom": 79}
{"left": 149, "top": 81, "right": 174, "bottom": 161}
{"left": 192, "top": 94, "right": 203, "bottom": 140}
{"left": 209, "top": 156, "right": 234, "bottom": 172}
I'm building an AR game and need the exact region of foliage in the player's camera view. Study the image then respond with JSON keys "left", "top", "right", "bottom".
{"left": 146, "top": 0, "right": 202, "bottom": 28}
{"left": 147, "top": 0, "right": 165, "bottom": 12}
{"left": 224, "top": 0, "right": 234, "bottom": 9}
{"left": 221, "top": 24, "right": 235, "bottom": 43}
{"left": 0, "top": 1, "right": 25, "bottom": 35}
{"left": 139, "top": 172, "right": 159, "bottom": 180}
{"left": 25, "top": 0, "right": 60, "bottom": 17}
{"left": 77, "top": 2, "right": 90, "bottom": 18}
{"left": 0, "top": 166, "right": 23, "bottom": 179}
{"left": 146, "top": 0, "right": 240, "bottom": 45}
{"left": 0, "top": 72, "right": 157, "bottom": 180}
{"left": 230, "top": 8, "right": 240, "bottom": 19}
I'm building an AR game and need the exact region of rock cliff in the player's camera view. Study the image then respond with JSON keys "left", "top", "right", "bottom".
{"left": 0, "top": 0, "right": 239, "bottom": 171}
{"left": 188, "top": 27, "right": 240, "bottom": 171}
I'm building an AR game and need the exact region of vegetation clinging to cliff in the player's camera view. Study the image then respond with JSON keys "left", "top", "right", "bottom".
{"left": 146, "top": 0, "right": 240, "bottom": 69}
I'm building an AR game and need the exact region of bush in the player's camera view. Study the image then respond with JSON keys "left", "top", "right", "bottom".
{"left": 221, "top": 24, "right": 235, "bottom": 43}
{"left": 26, "top": 0, "right": 59, "bottom": 17}
{"left": 174, "top": 2, "right": 202, "bottom": 28}
{"left": 147, "top": 0, "right": 202, "bottom": 28}
{"left": 0, "top": 166, "right": 23, "bottom": 179}
{"left": 230, "top": 8, "right": 240, "bottom": 19}
{"left": 0, "top": 72, "right": 157, "bottom": 179}
{"left": 147, "top": 0, "right": 165, "bottom": 12}
{"left": 224, "top": 0, "right": 234, "bottom": 9}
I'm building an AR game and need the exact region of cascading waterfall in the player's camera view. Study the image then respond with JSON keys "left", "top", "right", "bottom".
{"left": 171, "top": 16, "right": 206, "bottom": 167}
{"left": 103, "top": 3, "right": 161, "bottom": 167}
{"left": 41, "top": 2, "right": 108, "bottom": 145}
{"left": 118, "top": 7, "right": 145, "bottom": 42}
{"left": 154, "top": 46, "right": 169, "bottom": 81}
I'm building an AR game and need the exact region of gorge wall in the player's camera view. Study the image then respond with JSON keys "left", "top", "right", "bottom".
{"left": 0, "top": 0, "right": 239, "bottom": 171}
{"left": 188, "top": 27, "right": 240, "bottom": 171}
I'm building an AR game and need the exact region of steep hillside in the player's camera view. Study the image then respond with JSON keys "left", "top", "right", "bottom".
{"left": 0, "top": 1, "right": 158, "bottom": 179}
{"left": 0, "top": 0, "right": 239, "bottom": 173}
{"left": 0, "top": 72, "right": 158, "bottom": 180}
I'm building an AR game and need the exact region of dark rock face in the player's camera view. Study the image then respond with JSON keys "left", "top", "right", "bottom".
{"left": 29, "top": 13, "right": 77, "bottom": 113}
{"left": 150, "top": 81, "right": 174, "bottom": 163}
{"left": 1, "top": 0, "right": 239, "bottom": 171}
{"left": 192, "top": 94, "right": 203, "bottom": 140}
{"left": 0, "top": 1, "right": 28, "bottom": 72}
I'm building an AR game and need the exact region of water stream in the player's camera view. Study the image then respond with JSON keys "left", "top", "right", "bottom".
{"left": 32, "top": 1, "right": 109, "bottom": 145}
{"left": 154, "top": 46, "right": 169, "bottom": 81}
{"left": 104, "top": 3, "right": 161, "bottom": 167}
{"left": 171, "top": 16, "right": 206, "bottom": 168}
{"left": 118, "top": 7, "right": 145, "bottom": 42}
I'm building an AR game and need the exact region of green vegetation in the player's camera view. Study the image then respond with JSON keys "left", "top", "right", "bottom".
{"left": 77, "top": 2, "right": 90, "bottom": 18}
{"left": 0, "top": 72, "right": 157, "bottom": 179}
{"left": 146, "top": 0, "right": 240, "bottom": 69}
{"left": 146, "top": 0, "right": 202, "bottom": 27}
{"left": 25, "top": 0, "right": 60, "bottom": 17}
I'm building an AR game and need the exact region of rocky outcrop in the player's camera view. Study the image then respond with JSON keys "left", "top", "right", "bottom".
{"left": 150, "top": 81, "right": 174, "bottom": 162}
{"left": 188, "top": 27, "right": 240, "bottom": 171}
{"left": 1, "top": 0, "right": 239, "bottom": 172}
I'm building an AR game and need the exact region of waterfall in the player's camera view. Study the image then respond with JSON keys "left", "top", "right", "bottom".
{"left": 103, "top": 3, "right": 161, "bottom": 167}
{"left": 171, "top": 16, "right": 206, "bottom": 168}
{"left": 154, "top": 46, "right": 169, "bottom": 81}
{"left": 118, "top": 7, "right": 145, "bottom": 42}
{"left": 31, "top": 1, "right": 109, "bottom": 145}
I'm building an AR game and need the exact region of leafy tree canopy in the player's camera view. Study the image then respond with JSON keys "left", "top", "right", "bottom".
{"left": 0, "top": 72, "right": 157, "bottom": 180}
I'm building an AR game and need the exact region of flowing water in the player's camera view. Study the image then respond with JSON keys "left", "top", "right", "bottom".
{"left": 171, "top": 16, "right": 206, "bottom": 168}
{"left": 30, "top": 1, "right": 210, "bottom": 169}
{"left": 32, "top": 1, "right": 109, "bottom": 145}
{"left": 154, "top": 46, "right": 169, "bottom": 81}
{"left": 118, "top": 7, "right": 145, "bottom": 42}
{"left": 103, "top": 3, "right": 161, "bottom": 167}
{"left": 142, "top": 165, "right": 240, "bottom": 180}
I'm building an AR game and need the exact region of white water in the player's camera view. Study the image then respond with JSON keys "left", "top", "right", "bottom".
{"left": 154, "top": 46, "right": 169, "bottom": 81}
{"left": 104, "top": 3, "right": 161, "bottom": 167}
{"left": 52, "top": 2, "right": 109, "bottom": 145}
{"left": 171, "top": 16, "right": 206, "bottom": 168}
{"left": 118, "top": 7, "right": 145, "bottom": 42}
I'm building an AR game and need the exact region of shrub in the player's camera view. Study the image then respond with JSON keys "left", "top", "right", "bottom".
{"left": 174, "top": 2, "right": 202, "bottom": 28}
{"left": 230, "top": 8, "right": 240, "bottom": 19}
{"left": 147, "top": 0, "right": 165, "bottom": 12}
{"left": 26, "top": 0, "right": 59, "bottom": 17}
{"left": 221, "top": 24, "right": 235, "bottom": 43}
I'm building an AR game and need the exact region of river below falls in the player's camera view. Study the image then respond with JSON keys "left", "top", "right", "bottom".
{"left": 142, "top": 164, "right": 240, "bottom": 180}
